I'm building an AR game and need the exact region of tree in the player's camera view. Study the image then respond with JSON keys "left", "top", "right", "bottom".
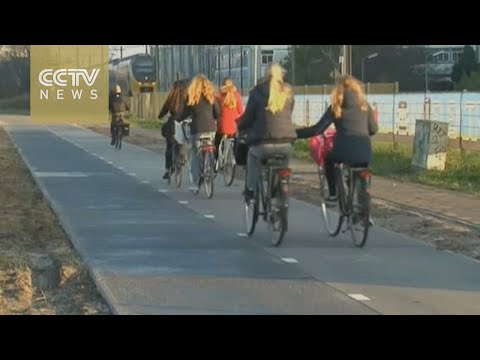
{"left": 451, "top": 45, "right": 480, "bottom": 90}
{"left": 0, "top": 45, "right": 31, "bottom": 99}
{"left": 282, "top": 45, "right": 343, "bottom": 85}
{"left": 282, "top": 45, "right": 425, "bottom": 90}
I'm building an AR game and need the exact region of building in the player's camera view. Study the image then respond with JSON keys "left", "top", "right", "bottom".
{"left": 412, "top": 45, "right": 480, "bottom": 90}
{"left": 150, "top": 45, "right": 289, "bottom": 93}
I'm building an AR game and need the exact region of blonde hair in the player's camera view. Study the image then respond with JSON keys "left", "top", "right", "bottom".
{"left": 187, "top": 74, "right": 215, "bottom": 106}
{"left": 331, "top": 75, "right": 368, "bottom": 119}
{"left": 265, "top": 63, "right": 292, "bottom": 114}
{"left": 221, "top": 78, "right": 237, "bottom": 109}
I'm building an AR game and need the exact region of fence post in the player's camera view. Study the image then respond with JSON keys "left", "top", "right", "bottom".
{"left": 459, "top": 89, "right": 466, "bottom": 162}
{"left": 304, "top": 84, "right": 307, "bottom": 126}
{"left": 306, "top": 99, "right": 310, "bottom": 126}
{"left": 392, "top": 82, "right": 397, "bottom": 150}
{"left": 322, "top": 84, "right": 325, "bottom": 114}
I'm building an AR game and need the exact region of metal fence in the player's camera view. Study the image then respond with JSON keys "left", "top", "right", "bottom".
{"left": 130, "top": 84, "right": 480, "bottom": 151}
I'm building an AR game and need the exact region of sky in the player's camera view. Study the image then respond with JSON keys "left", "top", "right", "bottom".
{"left": 109, "top": 45, "right": 148, "bottom": 60}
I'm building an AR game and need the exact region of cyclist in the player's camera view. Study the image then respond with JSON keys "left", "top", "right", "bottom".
{"left": 175, "top": 74, "right": 220, "bottom": 191}
{"left": 158, "top": 79, "right": 189, "bottom": 179}
{"left": 296, "top": 75, "right": 378, "bottom": 209}
{"left": 237, "top": 63, "right": 297, "bottom": 201}
{"left": 109, "top": 85, "right": 130, "bottom": 145}
{"left": 214, "top": 78, "right": 244, "bottom": 163}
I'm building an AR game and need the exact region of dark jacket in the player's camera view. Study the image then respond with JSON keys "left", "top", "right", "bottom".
{"left": 109, "top": 94, "right": 130, "bottom": 114}
{"left": 175, "top": 95, "right": 220, "bottom": 135}
{"left": 296, "top": 90, "right": 378, "bottom": 165}
{"left": 158, "top": 100, "right": 178, "bottom": 139}
{"left": 237, "top": 81, "right": 297, "bottom": 146}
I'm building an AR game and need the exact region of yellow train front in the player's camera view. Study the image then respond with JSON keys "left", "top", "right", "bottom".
{"left": 109, "top": 54, "right": 156, "bottom": 96}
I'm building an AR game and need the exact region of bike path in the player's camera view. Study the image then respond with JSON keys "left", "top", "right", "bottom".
{"left": 6, "top": 124, "right": 377, "bottom": 315}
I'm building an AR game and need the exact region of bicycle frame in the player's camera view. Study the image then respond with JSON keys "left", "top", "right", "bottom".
{"left": 256, "top": 162, "right": 291, "bottom": 222}
{"left": 218, "top": 135, "right": 235, "bottom": 168}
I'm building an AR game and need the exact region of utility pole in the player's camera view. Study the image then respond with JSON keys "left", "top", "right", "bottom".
{"left": 340, "top": 45, "right": 352, "bottom": 75}
{"left": 120, "top": 46, "right": 123, "bottom": 60}
{"left": 217, "top": 45, "right": 221, "bottom": 87}
{"left": 291, "top": 45, "right": 295, "bottom": 86}
{"left": 228, "top": 45, "right": 232, "bottom": 77}
{"left": 240, "top": 45, "right": 244, "bottom": 95}
{"left": 254, "top": 45, "right": 258, "bottom": 85}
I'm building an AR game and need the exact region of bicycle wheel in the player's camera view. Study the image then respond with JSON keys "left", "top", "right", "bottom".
{"left": 204, "top": 152, "right": 214, "bottom": 199}
{"left": 269, "top": 176, "right": 288, "bottom": 247}
{"left": 349, "top": 179, "right": 371, "bottom": 248}
{"left": 193, "top": 152, "right": 203, "bottom": 195}
{"left": 318, "top": 167, "right": 343, "bottom": 236}
{"left": 245, "top": 182, "right": 259, "bottom": 236}
{"left": 215, "top": 137, "right": 224, "bottom": 173}
{"left": 331, "top": 166, "right": 348, "bottom": 237}
{"left": 223, "top": 141, "right": 236, "bottom": 186}
{"left": 168, "top": 149, "right": 174, "bottom": 186}
{"left": 116, "top": 128, "right": 122, "bottom": 150}
{"left": 174, "top": 150, "right": 183, "bottom": 188}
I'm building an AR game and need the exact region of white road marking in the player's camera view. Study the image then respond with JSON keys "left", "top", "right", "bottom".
{"left": 204, "top": 214, "right": 215, "bottom": 219}
{"left": 237, "top": 233, "right": 248, "bottom": 237}
{"left": 158, "top": 189, "right": 168, "bottom": 193}
{"left": 128, "top": 173, "right": 136, "bottom": 176}
{"left": 179, "top": 201, "right": 189, "bottom": 204}
{"left": 142, "top": 180, "right": 149, "bottom": 184}
{"left": 34, "top": 172, "right": 89, "bottom": 178}
{"left": 348, "top": 294, "right": 371, "bottom": 301}
{"left": 281, "top": 258, "right": 299, "bottom": 264}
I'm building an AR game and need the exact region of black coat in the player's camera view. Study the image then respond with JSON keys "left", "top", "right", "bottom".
{"left": 109, "top": 94, "right": 130, "bottom": 113}
{"left": 237, "top": 81, "right": 297, "bottom": 146}
{"left": 296, "top": 90, "right": 378, "bottom": 165}
{"left": 175, "top": 95, "right": 220, "bottom": 135}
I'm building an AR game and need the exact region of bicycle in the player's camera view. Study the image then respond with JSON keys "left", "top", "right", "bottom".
{"left": 244, "top": 154, "right": 291, "bottom": 247}
{"left": 194, "top": 136, "right": 215, "bottom": 199}
{"left": 168, "top": 119, "right": 191, "bottom": 188}
{"left": 215, "top": 134, "right": 236, "bottom": 186}
{"left": 318, "top": 163, "right": 372, "bottom": 248}
{"left": 112, "top": 113, "right": 124, "bottom": 150}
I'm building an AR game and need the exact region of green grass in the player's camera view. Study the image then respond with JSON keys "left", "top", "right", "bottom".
{"left": 125, "top": 115, "right": 164, "bottom": 129}
{"left": 293, "top": 139, "right": 480, "bottom": 195}
{"left": 293, "top": 139, "right": 311, "bottom": 161}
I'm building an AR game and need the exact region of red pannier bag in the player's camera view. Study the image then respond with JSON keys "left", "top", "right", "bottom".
{"left": 309, "top": 128, "right": 336, "bottom": 167}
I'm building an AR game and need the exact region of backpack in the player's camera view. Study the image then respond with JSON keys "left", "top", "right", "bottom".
{"left": 234, "top": 133, "right": 249, "bottom": 166}
{"left": 309, "top": 128, "right": 336, "bottom": 166}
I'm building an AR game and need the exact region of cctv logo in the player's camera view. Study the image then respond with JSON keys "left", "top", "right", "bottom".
{"left": 38, "top": 68, "right": 100, "bottom": 100}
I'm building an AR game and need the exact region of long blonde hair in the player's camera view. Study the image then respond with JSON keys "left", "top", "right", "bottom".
{"left": 221, "top": 78, "right": 237, "bottom": 109}
{"left": 331, "top": 75, "right": 368, "bottom": 119}
{"left": 265, "top": 63, "right": 292, "bottom": 114}
{"left": 187, "top": 74, "right": 215, "bottom": 106}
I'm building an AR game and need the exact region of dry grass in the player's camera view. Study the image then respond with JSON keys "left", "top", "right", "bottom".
{"left": 0, "top": 127, "right": 110, "bottom": 315}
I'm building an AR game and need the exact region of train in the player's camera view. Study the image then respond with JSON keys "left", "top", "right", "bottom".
{"left": 109, "top": 54, "right": 156, "bottom": 96}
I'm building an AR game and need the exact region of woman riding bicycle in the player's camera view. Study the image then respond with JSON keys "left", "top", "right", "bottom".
{"left": 296, "top": 75, "right": 378, "bottom": 206}
{"left": 214, "top": 78, "right": 244, "bottom": 162}
{"left": 237, "top": 63, "right": 297, "bottom": 201}
{"left": 175, "top": 74, "right": 220, "bottom": 192}
{"left": 158, "top": 79, "right": 189, "bottom": 180}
